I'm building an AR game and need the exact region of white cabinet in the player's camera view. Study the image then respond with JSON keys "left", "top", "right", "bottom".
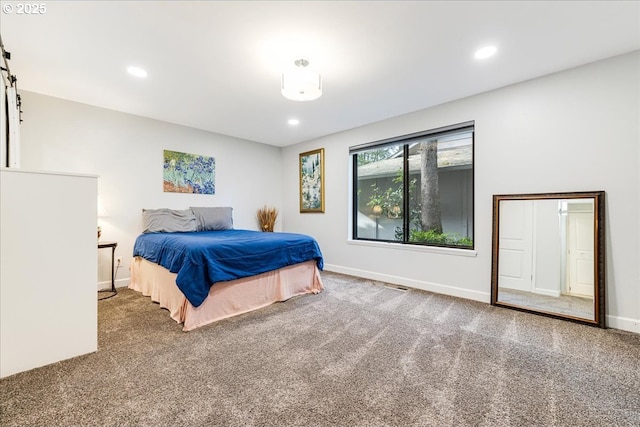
{"left": 1, "top": 168, "right": 97, "bottom": 378}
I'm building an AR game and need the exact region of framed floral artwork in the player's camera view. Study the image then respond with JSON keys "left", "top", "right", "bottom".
{"left": 299, "top": 148, "right": 325, "bottom": 213}
{"left": 163, "top": 150, "right": 215, "bottom": 194}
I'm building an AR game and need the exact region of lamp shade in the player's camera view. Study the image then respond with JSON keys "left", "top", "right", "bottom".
{"left": 97, "top": 196, "right": 109, "bottom": 218}
{"left": 281, "top": 58, "right": 322, "bottom": 102}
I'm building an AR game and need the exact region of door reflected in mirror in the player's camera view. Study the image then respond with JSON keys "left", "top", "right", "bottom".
{"left": 491, "top": 191, "right": 605, "bottom": 327}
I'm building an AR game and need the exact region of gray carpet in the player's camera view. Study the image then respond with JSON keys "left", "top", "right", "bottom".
{"left": 1, "top": 271, "right": 639, "bottom": 427}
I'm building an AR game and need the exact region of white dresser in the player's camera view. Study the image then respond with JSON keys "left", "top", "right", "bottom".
{"left": 0, "top": 168, "right": 98, "bottom": 378}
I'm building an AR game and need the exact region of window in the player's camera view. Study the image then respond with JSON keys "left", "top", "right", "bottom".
{"left": 351, "top": 122, "right": 474, "bottom": 249}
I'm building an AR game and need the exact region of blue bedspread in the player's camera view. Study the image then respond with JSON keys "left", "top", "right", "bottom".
{"left": 133, "top": 229, "right": 324, "bottom": 307}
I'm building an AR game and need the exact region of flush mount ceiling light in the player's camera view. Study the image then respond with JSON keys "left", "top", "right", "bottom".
{"left": 474, "top": 45, "right": 497, "bottom": 60}
{"left": 288, "top": 118, "right": 300, "bottom": 125}
{"left": 281, "top": 57, "right": 322, "bottom": 101}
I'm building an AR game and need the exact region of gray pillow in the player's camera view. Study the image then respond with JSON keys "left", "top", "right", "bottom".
{"left": 142, "top": 208, "right": 197, "bottom": 233}
{"left": 190, "top": 206, "right": 233, "bottom": 231}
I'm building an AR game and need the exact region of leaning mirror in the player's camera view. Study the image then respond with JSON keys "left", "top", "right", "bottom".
{"left": 491, "top": 191, "right": 605, "bottom": 327}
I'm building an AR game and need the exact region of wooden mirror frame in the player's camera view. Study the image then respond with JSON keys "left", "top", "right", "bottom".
{"left": 490, "top": 191, "right": 606, "bottom": 328}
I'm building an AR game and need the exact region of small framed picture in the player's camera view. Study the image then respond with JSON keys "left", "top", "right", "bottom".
{"left": 299, "top": 148, "right": 325, "bottom": 213}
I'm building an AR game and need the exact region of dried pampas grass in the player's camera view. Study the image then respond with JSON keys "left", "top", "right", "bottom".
{"left": 257, "top": 205, "right": 278, "bottom": 232}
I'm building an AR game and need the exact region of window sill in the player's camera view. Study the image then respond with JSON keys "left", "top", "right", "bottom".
{"left": 347, "top": 239, "right": 478, "bottom": 257}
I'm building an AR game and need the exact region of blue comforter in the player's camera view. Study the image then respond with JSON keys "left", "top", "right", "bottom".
{"left": 133, "top": 229, "right": 324, "bottom": 307}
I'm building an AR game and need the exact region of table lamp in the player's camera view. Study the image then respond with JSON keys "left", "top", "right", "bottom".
{"left": 97, "top": 196, "right": 109, "bottom": 241}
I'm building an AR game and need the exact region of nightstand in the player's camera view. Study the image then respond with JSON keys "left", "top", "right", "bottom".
{"left": 98, "top": 241, "right": 118, "bottom": 300}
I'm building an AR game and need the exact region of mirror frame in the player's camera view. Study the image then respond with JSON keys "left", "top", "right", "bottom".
{"left": 490, "top": 191, "right": 606, "bottom": 328}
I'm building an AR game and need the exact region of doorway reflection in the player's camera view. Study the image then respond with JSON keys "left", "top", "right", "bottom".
{"left": 491, "top": 192, "right": 605, "bottom": 327}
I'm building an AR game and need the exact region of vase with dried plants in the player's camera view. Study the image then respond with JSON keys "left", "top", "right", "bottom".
{"left": 257, "top": 205, "right": 278, "bottom": 232}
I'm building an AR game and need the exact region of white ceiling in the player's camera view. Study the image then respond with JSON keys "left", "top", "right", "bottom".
{"left": 1, "top": 1, "right": 638, "bottom": 147}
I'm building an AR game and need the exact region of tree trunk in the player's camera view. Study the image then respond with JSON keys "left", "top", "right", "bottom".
{"left": 419, "top": 140, "right": 442, "bottom": 233}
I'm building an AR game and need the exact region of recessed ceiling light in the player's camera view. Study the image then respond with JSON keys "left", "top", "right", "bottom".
{"left": 127, "top": 66, "right": 148, "bottom": 78}
{"left": 474, "top": 45, "right": 497, "bottom": 60}
{"left": 288, "top": 119, "right": 300, "bottom": 126}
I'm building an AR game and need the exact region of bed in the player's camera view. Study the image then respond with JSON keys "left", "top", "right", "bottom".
{"left": 128, "top": 207, "right": 324, "bottom": 331}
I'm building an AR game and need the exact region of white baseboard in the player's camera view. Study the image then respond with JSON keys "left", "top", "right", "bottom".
{"left": 606, "top": 315, "right": 640, "bottom": 334}
{"left": 97, "top": 278, "right": 130, "bottom": 291}
{"left": 533, "top": 288, "right": 561, "bottom": 298}
{"left": 323, "top": 263, "right": 490, "bottom": 303}
{"left": 323, "top": 264, "right": 640, "bottom": 334}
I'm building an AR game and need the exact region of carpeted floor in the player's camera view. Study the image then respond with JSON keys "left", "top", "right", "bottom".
{"left": 1, "top": 271, "right": 639, "bottom": 427}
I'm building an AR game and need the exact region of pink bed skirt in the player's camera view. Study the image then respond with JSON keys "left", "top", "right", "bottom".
{"left": 129, "top": 257, "right": 324, "bottom": 331}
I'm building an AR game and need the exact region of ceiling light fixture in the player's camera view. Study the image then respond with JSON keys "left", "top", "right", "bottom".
{"left": 288, "top": 118, "right": 300, "bottom": 125}
{"left": 474, "top": 45, "right": 497, "bottom": 60}
{"left": 281, "top": 57, "right": 322, "bottom": 102}
{"left": 127, "top": 66, "right": 148, "bottom": 78}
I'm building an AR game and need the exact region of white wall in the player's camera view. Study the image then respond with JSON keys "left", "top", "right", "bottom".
{"left": 533, "top": 200, "right": 562, "bottom": 296}
{"left": 282, "top": 51, "right": 640, "bottom": 332}
{"left": 19, "top": 93, "right": 283, "bottom": 288}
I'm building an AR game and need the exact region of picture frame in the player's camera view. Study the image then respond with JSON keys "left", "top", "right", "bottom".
{"left": 299, "top": 148, "right": 325, "bottom": 213}
{"left": 163, "top": 149, "right": 215, "bottom": 194}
